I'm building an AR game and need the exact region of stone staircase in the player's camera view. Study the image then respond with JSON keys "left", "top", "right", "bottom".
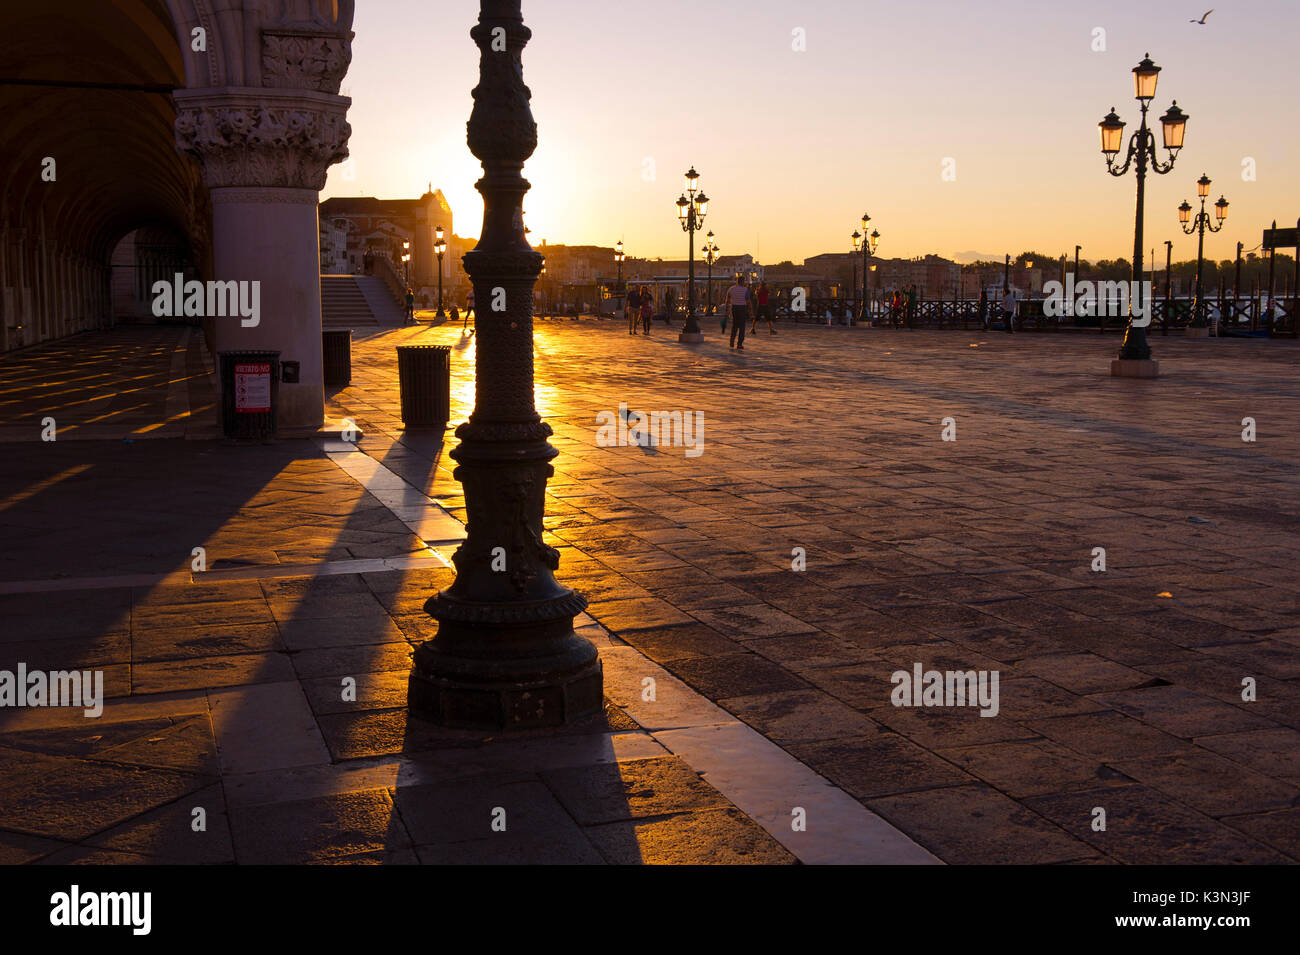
{"left": 320, "top": 275, "right": 404, "bottom": 328}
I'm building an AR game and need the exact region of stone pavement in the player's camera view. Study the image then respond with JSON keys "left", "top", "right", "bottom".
{"left": 0, "top": 323, "right": 928, "bottom": 864}
{"left": 332, "top": 318, "right": 1300, "bottom": 864}
{"left": 0, "top": 319, "right": 1297, "bottom": 864}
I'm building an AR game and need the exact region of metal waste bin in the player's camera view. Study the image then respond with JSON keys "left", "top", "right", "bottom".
{"left": 219, "top": 350, "right": 280, "bottom": 440}
{"left": 396, "top": 344, "right": 450, "bottom": 428}
{"left": 322, "top": 329, "right": 352, "bottom": 387}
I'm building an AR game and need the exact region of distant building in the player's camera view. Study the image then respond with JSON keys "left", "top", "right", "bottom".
{"left": 319, "top": 217, "right": 348, "bottom": 273}
{"left": 318, "top": 187, "right": 462, "bottom": 297}
{"left": 535, "top": 242, "right": 615, "bottom": 286}
{"left": 804, "top": 252, "right": 960, "bottom": 300}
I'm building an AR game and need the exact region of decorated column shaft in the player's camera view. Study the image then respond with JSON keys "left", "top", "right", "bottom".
{"left": 409, "top": 0, "right": 602, "bottom": 729}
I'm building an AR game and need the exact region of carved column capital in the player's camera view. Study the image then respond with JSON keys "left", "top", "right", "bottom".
{"left": 173, "top": 88, "right": 351, "bottom": 191}
{"left": 261, "top": 28, "right": 354, "bottom": 93}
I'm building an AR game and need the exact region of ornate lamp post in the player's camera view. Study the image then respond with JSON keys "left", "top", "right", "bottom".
{"left": 401, "top": 240, "right": 411, "bottom": 287}
{"left": 702, "top": 232, "right": 719, "bottom": 315}
{"left": 676, "top": 167, "right": 709, "bottom": 342}
{"left": 1098, "top": 53, "right": 1189, "bottom": 369}
{"left": 433, "top": 225, "right": 447, "bottom": 319}
{"left": 409, "top": 0, "right": 602, "bottom": 729}
{"left": 1178, "top": 173, "right": 1228, "bottom": 328}
{"left": 855, "top": 214, "right": 877, "bottom": 322}
{"left": 614, "top": 238, "right": 624, "bottom": 314}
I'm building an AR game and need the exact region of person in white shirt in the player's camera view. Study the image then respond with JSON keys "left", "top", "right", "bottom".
{"left": 726, "top": 275, "right": 754, "bottom": 349}
{"left": 1002, "top": 288, "right": 1017, "bottom": 334}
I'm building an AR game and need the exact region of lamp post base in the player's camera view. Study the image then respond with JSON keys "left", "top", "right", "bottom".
{"left": 1110, "top": 358, "right": 1160, "bottom": 378}
{"left": 409, "top": 624, "right": 603, "bottom": 730}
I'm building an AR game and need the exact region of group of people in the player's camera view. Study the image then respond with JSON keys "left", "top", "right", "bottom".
{"left": 625, "top": 285, "right": 673, "bottom": 335}
{"left": 885, "top": 285, "right": 919, "bottom": 328}
{"left": 624, "top": 276, "right": 776, "bottom": 349}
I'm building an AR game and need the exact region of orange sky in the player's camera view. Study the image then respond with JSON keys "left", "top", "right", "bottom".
{"left": 321, "top": 0, "right": 1299, "bottom": 266}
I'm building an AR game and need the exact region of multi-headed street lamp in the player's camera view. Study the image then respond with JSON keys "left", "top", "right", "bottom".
{"left": 1178, "top": 173, "right": 1229, "bottom": 327}
{"left": 675, "top": 166, "right": 709, "bottom": 342}
{"left": 433, "top": 225, "right": 447, "bottom": 319}
{"left": 702, "top": 231, "right": 719, "bottom": 315}
{"left": 852, "top": 214, "right": 878, "bottom": 323}
{"left": 614, "top": 239, "right": 625, "bottom": 314}
{"left": 1098, "top": 53, "right": 1189, "bottom": 366}
{"left": 401, "top": 240, "right": 411, "bottom": 286}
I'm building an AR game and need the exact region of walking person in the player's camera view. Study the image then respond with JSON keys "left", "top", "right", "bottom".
{"left": 978, "top": 287, "right": 989, "bottom": 331}
{"left": 726, "top": 274, "right": 753, "bottom": 350}
{"left": 626, "top": 285, "right": 641, "bottom": 334}
{"left": 904, "top": 283, "right": 917, "bottom": 329}
{"left": 404, "top": 287, "right": 415, "bottom": 324}
{"left": 463, "top": 288, "right": 475, "bottom": 328}
{"left": 640, "top": 285, "right": 654, "bottom": 335}
{"left": 889, "top": 289, "right": 903, "bottom": 328}
{"left": 751, "top": 281, "right": 776, "bottom": 334}
{"left": 1002, "top": 286, "right": 1018, "bottom": 333}
{"left": 664, "top": 287, "right": 676, "bottom": 325}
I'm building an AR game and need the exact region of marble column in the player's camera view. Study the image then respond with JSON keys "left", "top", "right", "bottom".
{"left": 174, "top": 87, "right": 350, "bottom": 434}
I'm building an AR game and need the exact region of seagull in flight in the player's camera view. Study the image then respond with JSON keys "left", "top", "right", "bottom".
{"left": 1190, "top": 9, "right": 1214, "bottom": 23}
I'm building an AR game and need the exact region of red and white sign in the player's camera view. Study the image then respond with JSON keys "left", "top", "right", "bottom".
{"left": 233, "top": 362, "right": 271, "bottom": 413}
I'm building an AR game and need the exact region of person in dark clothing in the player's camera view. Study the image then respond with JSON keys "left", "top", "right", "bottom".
{"left": 664, "top": 287, "right": 676, "bottom": 324}
{"left": 626, "top": 286, "right": 641, "bottom": 334}
{"left": 640, "top": 285, "right": 653, "bottom": 335}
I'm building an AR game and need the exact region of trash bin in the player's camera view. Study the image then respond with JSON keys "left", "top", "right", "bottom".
{"left": 322, "top": 329, "right": 352, "bottom": 387}
{"left": 396, "top": 344, "right": 450, "bottom": 428}
{"left": 219, "top": 350, "right": 280, "bottom": 440}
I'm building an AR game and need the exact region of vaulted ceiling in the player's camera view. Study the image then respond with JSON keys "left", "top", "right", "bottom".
{"left": 0, "top": 0, "right": 205, "bottom": 263}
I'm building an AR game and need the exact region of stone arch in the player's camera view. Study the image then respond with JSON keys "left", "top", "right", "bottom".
{"left": 1, "top": 0, "right": 355, "bottom": 432}
{"left": 0, "top": 0, "right": 204, "bottom": 348}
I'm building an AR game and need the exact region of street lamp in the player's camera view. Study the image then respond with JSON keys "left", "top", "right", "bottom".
{"left": 676, "top": 166, "right": 709, "bottom": 342}
{"left": 851, "top": 230, "right": 860, "bottom": 317}
{"left": 851, "top": 215, "right": 878, "bottom": 324}
{"left": 614, "top": 239, "right": 625, "bottom": 316}
{"left": 702, "top": 231, "right": 719, "bottom": 315}
{"left": 1098, "top": 53, "right": 1188, "bottom": 368}
{"left": 401, "top": 240, "right": 411, "bottom": 287}
{"left": 409, "top": 0, "right": 601, "bottom": 729}
{"left": 433, "top": 225, "right": 447, "bottom": 319}
{"left": 1179, "top": 173, "right": 1228, "bottom": 328}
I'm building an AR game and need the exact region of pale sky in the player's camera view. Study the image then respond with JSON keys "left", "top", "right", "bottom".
{"left": 322, "top": 0, "right": 1299, "bottom": 266}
